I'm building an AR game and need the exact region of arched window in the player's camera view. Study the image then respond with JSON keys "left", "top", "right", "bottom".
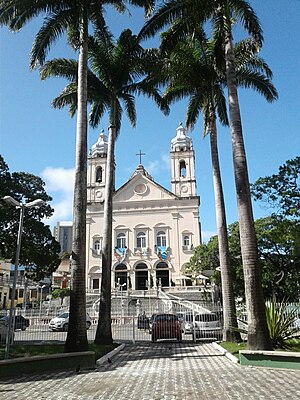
{"left": 183, "top": 236, "right": 190, "bottom": 246}
{"left": 117, "top": 233, "right": 126, "bottom": 248}
{"left": 94, "top": 240, "right": 100, "bottom": 251}
{"left": 136, "top": 232, "right": 146, "bottom": 248}
{"left": 96, "top": 166, "right": 103, "bottom": 183}
{"left": 157, "top": 231, "right": 166, "bottom": 247}
{"left": 179, "top": 161, "right": 186, "bottom": 177}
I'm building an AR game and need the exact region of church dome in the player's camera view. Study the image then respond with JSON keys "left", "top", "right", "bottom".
{"left": 170, "top": 123, "right": 193, "bottom": 151}
{"left": 90, "top": 130, "right": 108, "bottom": 157}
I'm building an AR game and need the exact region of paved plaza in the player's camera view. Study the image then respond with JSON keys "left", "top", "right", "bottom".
{"left": 0, "top": 342, "right": 299, "bottom": 399}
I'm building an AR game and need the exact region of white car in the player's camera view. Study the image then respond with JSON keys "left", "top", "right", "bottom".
{"left": 192, "top": 312, "right": 222, "bottom": 341}
{"left": 49, "top": 312, "right": 92, "bottom": 332}
{"left": 176, "top": 312, "right": 194, "bottom": 334}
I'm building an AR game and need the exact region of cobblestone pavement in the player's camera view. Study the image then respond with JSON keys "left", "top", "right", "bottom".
{"left": 0, "top": 342, "right": 299, "bottom": 400}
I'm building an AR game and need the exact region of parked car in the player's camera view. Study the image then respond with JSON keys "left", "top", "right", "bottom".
{"left": 192, "top": 312, "right": 222, "bottom": 341}
{"left": 49, "top": 312, "right": 92, "bottom": 332}
{"left": 176, "top": 311, "right": 194, "bottom": 334}
{"left": 151, "top": 313, "right": 182, "bottom": 343}
{"left": 0, "top": 315, "right": 30, "bottom": 331}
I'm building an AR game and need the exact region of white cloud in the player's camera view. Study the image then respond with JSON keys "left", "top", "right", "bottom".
{"left": 161, "top": 152, "right": 171, "bottom": 171}
{"left": 201, "top": 230, "right": 217, "bottom": 243}
{"left": 42, "top": 167, "right": 75, "bottom": 193}
{"left": 145, "top": 160, "right": 160, "bottom": 175}
{"left": 146, "top": 152, "right": 171, "bottom": 176}
{"left": 41, "top": 167, "right": 75, "bottom": 228}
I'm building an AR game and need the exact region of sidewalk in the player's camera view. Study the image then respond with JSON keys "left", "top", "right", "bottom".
{"left": 0, "top": 342, "right": 299, "bottom": 399}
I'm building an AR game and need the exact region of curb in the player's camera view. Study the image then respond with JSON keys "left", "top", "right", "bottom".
{"left": 212, "top": 342, "right": 239, "bottom": 364}
{"left": 96, "top": 343, "right": 126, "bottom": 366}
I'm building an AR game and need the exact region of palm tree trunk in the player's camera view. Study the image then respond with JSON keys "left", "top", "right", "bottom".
{"left": 209, "top": 116, "right": 241, "bottom": 342}
{"left": 65, "top": 13, "right": 89, "bottom": 353}
{"left": 224, "top": 29, "right": 272, "bottom": 350}
{"left": 95, "top": 124, "right": 115, "bottom": 344}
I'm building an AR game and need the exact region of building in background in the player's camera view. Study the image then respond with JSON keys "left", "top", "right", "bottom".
{"left": 54, "top": 221, "right": 73, "bottom": 254}
{"left": 86, "top": 124, "right": 201, "bottom": 292}
{"left": 0, "top": 259, "right": 10, "bottom": 309}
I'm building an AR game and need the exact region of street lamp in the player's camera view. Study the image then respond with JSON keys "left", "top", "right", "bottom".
{"left": 3, "top": 196, "right": 46, "bottom": 359}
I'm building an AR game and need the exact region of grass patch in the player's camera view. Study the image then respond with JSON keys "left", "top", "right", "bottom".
{"left": 276, "top": 339, "right": 300, "bottom": 352}
{"left": 220, "top": 341, "right": 247, "bottom": 357}
{"left": 0, "top": 342, "right": 118, "bottom": 361}
{"left": 219, "top": 339, "right": 300, "bottom": 359}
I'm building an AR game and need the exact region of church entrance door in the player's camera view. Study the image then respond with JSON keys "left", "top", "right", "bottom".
{"left": 135, "top": 263, "right": 148, "bottom": 290}
{"left": 115, "top": 263, "right": 127, "bottom": 290}
{"left": 156, "top": 262, "right": 170, "bottom": 287}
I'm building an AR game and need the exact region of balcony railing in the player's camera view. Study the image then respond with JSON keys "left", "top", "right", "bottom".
{"left": 182, "top": 245, "right": 194, "bottom": 252}
{"left": 134, "top": 247, "right": 149, "bottom": 256}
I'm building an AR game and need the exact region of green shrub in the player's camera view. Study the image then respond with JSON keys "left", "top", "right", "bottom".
{"left": 265, "top": 298, "right": 300, "bottom": 349}
{"left": 234, "top": 299, "right": 300, "bottom": 349}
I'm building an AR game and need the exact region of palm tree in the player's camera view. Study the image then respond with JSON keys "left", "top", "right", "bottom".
{"left": 139, "top": 0, "right": 275, "bottom": 350}
{"left": 40, "top": 28, "right": 169, "bottom": 344}
{"left": 0, "top": 0, "right": 155, "bottom": 352}
{"left": 159, "top": 37, "right": 277, "bottom": 342}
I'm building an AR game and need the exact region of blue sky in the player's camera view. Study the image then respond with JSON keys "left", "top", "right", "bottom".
{"left": 0, "top": 1, "right": 299, "bottom": 242}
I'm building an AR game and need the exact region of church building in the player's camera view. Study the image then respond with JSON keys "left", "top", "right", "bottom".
{"left": 86, "top": 123, "right": 201, "bottom": 292}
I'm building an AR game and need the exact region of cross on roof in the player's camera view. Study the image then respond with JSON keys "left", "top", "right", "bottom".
{"left": 136, "top": 150, "right": 146, "bottom": 165}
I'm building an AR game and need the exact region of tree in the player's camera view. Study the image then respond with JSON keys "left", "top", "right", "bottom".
{"left": 0, "top": 155, "right": 60, "bottom": 281}
{"left": 0, "top": 0, "right": 155, "bottom": 352}
{"left": 139, "top": 0, "right": 275, "bottom": 350}
{"left": 153, "top": 33, "right": 276, "bottom": 341}
{"left": 40, "top": 28, "right": 169, "bottom": 344}
{"left": 226, "top": 219, "right": 300, "bottom": 302}
{"left": 186, "top": 237, "right": 220, "bottom": 274}
{"left": 52, "top": 288, "right": 71, "bottom": 305}
{"left": 255, "top": 216, "right": 300, "bottom": 302}
{"left": 188, "top": 217, "right": 300, "bottom": 303}
{"left": 251, "top": 157, "right": 300, "bottom": 220}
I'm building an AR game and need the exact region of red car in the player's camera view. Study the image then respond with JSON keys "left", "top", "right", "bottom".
{"left": 151, "top": 313, "right": 182, "bottom": 342}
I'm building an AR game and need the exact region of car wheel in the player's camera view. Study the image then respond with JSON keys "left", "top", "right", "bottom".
{"left": 62, "top": 323, "right": 69, "bottom": 332}
{"left": 21, "top": 326, "right": 26, "bottom": 331}
{"left": 86, "top": 321, "right": 91, "bottom": 330}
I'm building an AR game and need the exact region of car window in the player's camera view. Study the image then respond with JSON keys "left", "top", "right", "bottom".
{"left": 155, "top": 314, "right": 178, "bottom": 322}
{"left": 59, "top": 313, "right": 69, "bottom": 319}
{"left": 195, "top": 314, "right": 218, "bottom": 322}
{"left": 185, "top": 314, "right": 194, "bottom": 322}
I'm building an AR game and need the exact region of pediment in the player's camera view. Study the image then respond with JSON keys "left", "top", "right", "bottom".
{"left": 114, "top": 169, "right": 177, "bottom": 203}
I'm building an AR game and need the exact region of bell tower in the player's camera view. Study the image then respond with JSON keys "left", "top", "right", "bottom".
{"left": 170, "top": 123, "right": 197, "bottom": 197}
{"left": 87, "top": 130, "right": 108, "bottom": 203}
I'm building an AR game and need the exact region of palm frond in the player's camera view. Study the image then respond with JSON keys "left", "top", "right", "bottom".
{"left": 40, "top": 58, "right": 78, "bottom": 81}
{"left": 89, "top": 101, "right": 109, "bottom": 129}
{"left": 120, "top": 93, "right": 137, "bottom": 128}
{"left": 30, "top": 9, "right": 75, "bottom": 69}
{"left": 214, "top": 85, "right": 229, "bottom": 126}
{"left": 0, "top": 0, "right": 67, "bottom": 30}
{"left": 51, "top": 82, "right": 77, "bottom": 117}
{"left": 230, "top": 0, "right": 264, "bottom": 46}
{"left": 186, "top": 93, "right": 204, "bottom": 130}
{"left": 236, "top": 69, "right": 278, "bottom": 102}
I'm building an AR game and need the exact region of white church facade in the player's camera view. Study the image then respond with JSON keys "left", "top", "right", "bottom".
{"left": 86, "top": 124, "right": 201, "bottom": 292}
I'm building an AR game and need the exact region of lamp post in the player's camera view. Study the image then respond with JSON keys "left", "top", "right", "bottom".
{"left": 117, "top": 278, "right": 126, "bottom": 320}
{"left": 3, "top": 196, "right": 45, "bottom": 359}
{"left": 39, "top": 284, "right": 47, "bottom": 321}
